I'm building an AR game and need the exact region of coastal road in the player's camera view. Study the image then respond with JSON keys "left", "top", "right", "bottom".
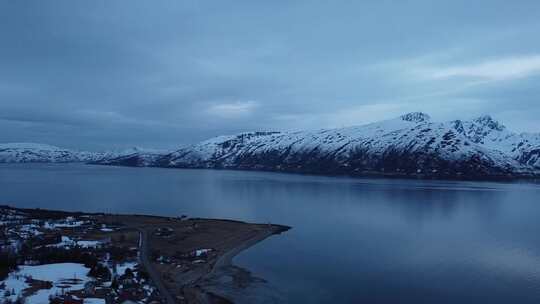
{"left": 137, "top": 228, "right": 177, "bottom": 304}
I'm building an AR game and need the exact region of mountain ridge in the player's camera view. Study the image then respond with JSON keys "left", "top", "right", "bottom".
{"left": 2, "top": 113, "right": 539, "bottom": 180}
{"left": 0, "top": 143, "right": 166, "bottom": 164}
{"left": 94, "top": 112, "right": 540, "bottom": 180}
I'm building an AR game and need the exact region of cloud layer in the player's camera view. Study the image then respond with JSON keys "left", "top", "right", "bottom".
{"left": 423, "top": 55, "right": 540, "bottom": 81}
{"left": 1, "top": 1, "right": 540, "bottom": 150}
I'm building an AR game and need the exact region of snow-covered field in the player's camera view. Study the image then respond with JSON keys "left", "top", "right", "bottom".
{"left": 48, "top": 236, "right": 103, "bottom": 249}
{"left": 116, "top": 261, "right": 138, "bottom": 277}
{"left": 1, "top": 263, "right": 91, "bottom": 303}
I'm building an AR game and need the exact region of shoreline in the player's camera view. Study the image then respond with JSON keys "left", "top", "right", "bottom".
{"left": 191, "top": 224, "right": 289, "bottom": 303}
{"left": 211, "top": 225, "right": 285, "bottom": 273}
{"left": 2, "top": 162, "right": 539, "bottom": 182}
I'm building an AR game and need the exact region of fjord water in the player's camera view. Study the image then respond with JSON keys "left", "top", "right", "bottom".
{"left": 2, "top": 164, "right": 540, "bottom": 303}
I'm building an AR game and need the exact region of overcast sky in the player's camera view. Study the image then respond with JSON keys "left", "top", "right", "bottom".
{"left": 1, "top": 1, "right": 540, "bottom": 150}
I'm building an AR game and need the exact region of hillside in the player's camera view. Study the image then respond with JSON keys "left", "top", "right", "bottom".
{"left": 95, "top": 112, "right": 540, "bottom": 180}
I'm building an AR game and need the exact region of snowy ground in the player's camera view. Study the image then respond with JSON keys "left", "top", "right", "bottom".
{"left": 83, "top": 298, "right": 105, "bottom": 304}
{"left": 48, "top": 235, "right": 103, "bottom": 248}
{"left": 116, "top": 261, "right": 138, "bottom": 277}
{"left": 1, "top": 263, "right": 92, "bottom": 303}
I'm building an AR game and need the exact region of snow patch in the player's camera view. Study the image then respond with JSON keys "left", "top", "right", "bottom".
{"left": 0, "top": 263, "right": 91, "bottom": 303}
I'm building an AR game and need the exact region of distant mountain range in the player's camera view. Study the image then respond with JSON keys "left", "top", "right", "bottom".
{"left": 3, "top": 113, "right": 540, "bottom": 180}
{"left": 0, "top": 143, "right": 164, "bottom": 164}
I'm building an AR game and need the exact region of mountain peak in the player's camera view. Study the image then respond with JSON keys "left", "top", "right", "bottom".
{"left": 400, "top": 112, "right": 431, "bottom": 123}
{"left": 473, "top": 115, "right": 505, "bottom": 131}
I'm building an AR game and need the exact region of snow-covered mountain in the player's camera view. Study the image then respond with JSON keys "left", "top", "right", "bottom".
{"left": 0, "top": 143, "right": 165, "bottom": 164}
{"left": 95, "top": 112, "right": 540, "bottom": 180}
{"left": 88, "top": 147, "right": 168, "bottom": 167}
{"left": 0, "top": 143, "right": 89, "bottom": 163}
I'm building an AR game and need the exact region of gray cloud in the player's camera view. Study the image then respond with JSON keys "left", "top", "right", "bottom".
{"left": 1, "top": 0, "right": 540, "bottom": 150}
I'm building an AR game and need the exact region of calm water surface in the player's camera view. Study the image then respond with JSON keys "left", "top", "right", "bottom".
{"left": 1, "top": 163, "right": 540, "bottom": 303}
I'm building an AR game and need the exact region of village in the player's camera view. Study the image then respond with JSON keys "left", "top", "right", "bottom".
{"left": 0, "top": 206, "right": 163, "bottom": 304}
